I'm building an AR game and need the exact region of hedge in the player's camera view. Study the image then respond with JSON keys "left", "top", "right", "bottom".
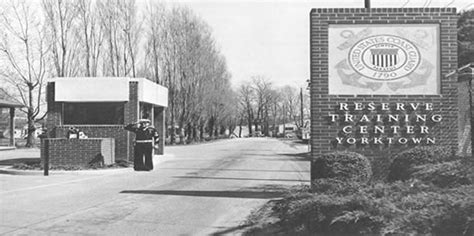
{"left": 311, "top": 151, "right": 372, "bottom": 183}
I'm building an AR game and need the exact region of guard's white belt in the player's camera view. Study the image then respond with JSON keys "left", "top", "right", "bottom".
{"left": 135, "top": 140, "right": 153, "bottom": 143}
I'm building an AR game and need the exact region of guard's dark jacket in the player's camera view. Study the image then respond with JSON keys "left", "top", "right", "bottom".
{"left": 124, "top": 123, "right": 159, "bottom": 142}
{"left": 124, "top": 123, "right": 159, "bottom": 171}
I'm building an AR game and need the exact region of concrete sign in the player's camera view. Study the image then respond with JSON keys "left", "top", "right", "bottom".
{"left": 328, "top": 24, "right": 439, "bottom": 95}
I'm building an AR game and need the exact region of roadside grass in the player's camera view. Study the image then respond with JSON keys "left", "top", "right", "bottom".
{"left": 11, "top": 159, "right": 132, "bottom": 170}
{"left": 243, "top": 146, "right": 474, "bottom": 236}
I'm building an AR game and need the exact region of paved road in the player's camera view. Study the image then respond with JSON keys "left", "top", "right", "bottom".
{"left": 0, "top": 138, "right": 309, "bottom": 235}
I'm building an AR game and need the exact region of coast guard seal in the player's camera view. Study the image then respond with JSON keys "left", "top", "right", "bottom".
{"left": 349, "top": 35, "right": 421, "bottom": 81}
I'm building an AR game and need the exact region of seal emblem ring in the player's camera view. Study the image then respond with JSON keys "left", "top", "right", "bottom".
{"left": 348, "top": 35, "right": 421, "bottom": 81}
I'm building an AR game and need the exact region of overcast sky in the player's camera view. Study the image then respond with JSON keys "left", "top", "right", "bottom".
{"left": 157, "top": 0, "right": 474, "bottom": 88}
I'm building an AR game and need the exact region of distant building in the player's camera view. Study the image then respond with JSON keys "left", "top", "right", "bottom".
{"left": 278, "top": 123, "right": 298, "bottom": 138}
{"left": 0, "top": 88, "right": 24, "bottom": 148}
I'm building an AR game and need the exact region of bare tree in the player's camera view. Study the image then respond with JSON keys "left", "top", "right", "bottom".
{"left": 143, "top": 5, "right": 235, "bottom": 144}
{"left": 252, "top": 76, "right": 274, "bottom": 136}
{"left": 267, "top": 89, "right": 282, "bottom": 136}
{"left": 74, "top": 0, "right": 103, "bottom": 77}
{"left": 42, "top": 0, "right": 80, "bottom": 77}
{"left": 0, "top": 0, "right": 49, "bottom": 147}
{"left": 143, "top": 1, "right": 165, "bottom": 83}
{"left": 239, "top": 84, "right": 255, "bottom": 136}
{"left": 0, "top": 0, "right": 237, "bottom": 147}
{"left": 281, "top": 85, "right": 301, "bottom": 126}
{"left": 238, "top": 81, "right": 307, "bottom": 138}
{"left": 204, "top": 55, "right": 233, "bottom": 140}
{"left": 96, "top": 0, "right": 139, "bottom": 77}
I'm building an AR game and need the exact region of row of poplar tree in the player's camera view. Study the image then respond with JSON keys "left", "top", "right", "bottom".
{"left": 0, "top": 0, "right": 236, "bottom": 146}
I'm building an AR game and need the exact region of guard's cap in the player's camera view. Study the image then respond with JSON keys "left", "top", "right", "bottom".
{"left": 138, "top": 119, "right": 151, "bottom": 124}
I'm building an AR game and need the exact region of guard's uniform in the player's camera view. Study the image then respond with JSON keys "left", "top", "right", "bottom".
{"left": 125, "top": 123, "right": 159, "bottom": 171}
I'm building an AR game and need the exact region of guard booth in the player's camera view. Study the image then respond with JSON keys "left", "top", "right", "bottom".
{"left": 43, "top": 77, "right": 168, "bottom": 166}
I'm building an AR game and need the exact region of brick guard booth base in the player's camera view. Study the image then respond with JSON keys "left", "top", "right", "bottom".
{"left": 41, "top": 138, "right": 115, "bottom": 166}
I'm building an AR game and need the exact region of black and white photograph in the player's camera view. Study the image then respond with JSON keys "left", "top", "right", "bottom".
{"left": 0, "top": 0, "right": 473, "bottom": 235}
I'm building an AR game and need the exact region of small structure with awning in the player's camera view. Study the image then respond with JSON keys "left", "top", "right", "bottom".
{"left": 43, "top": 77, "right": 168, "bottom": 166}
{"left": 0, "top": 88, "right": 24, "bottom": 149}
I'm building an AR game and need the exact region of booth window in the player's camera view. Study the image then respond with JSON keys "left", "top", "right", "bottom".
{"left": 140, "top": 102, "right": 152, "bottom": 120}
{"left": 63, "top": 102, "right": 124, "bottom": 125}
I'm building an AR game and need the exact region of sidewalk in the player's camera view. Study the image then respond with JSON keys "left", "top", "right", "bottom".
{"left": 0, "top": 147, "right": 172, "bottom": 176}
{"left": 0, "top": 148, "right": 40, "bottom": 162}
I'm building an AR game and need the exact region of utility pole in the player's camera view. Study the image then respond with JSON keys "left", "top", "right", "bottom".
{"left": 273, "top": 103, "right": 278, "bottom": 136}
{"left": 471, "top": 71, "right": 473, "bottom": 157}
{"left": 365, "top": 0, "right": 371, "bottom": 8}
{"left": 447, "top": 63, "right": 474, "bottom": 157}
{"left": 283, "top": 105, "right": 286, "bottom": 137}
{"left": 300, "top": 87, "right": 304, "bottom": 127}
{"left": 461, "top": 65, "right": 474, "bottom": 157}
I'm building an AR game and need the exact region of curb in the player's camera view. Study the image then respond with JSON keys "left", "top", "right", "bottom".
{"left": 0, "top": 154, "right": 174, "bottom": 176}
{"left": 0, "top": 166, "right": 134, "bottom": 176}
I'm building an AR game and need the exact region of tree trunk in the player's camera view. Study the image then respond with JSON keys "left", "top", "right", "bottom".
{"left": 229, "top": 123, "right": 236, "bottom": 137}
{"left": 220, "top": 125, "right": 225, "bottom": 135}
{"left": 192, "top": 124, "right": 198, "bottom": 142}
{"left": 247, "top": 113, "right": 253, "bottom": 137}
{"left": 170, "top": 99, "right": 176, "bottom": 144}
{"left": 25, "top": 107, "right": 36, "bottom": 147}
{"left": 186, "top": 123, "right": 192, "bottom": 144}
{"left": 238, "top": 117, "right": 243, "bottom": 138}
{"left": 199, "top": 124, "right": 204, "bottom": 140}
{"left": 170, "top": 118, "right": 176, "bottom": 145}
{"left": 208, "top": 116, "right": 214, "bottom": 138}
{"left": 179, "top": 123, "right": 185, "bottom": 144}
{"left": 214, "top": 125, "right": 219, "bottom": 138}
{"left": 25, "top": 87, "right": 36, "bottom": 147}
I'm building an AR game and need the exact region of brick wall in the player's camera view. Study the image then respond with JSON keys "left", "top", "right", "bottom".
{"left": 310, "top": 8, "right": 458, "bottom": 157}
{"left": 54, "top": 125, "right": 127, "bottom": 160}
{"left": 41, "top": 138, "right": 103, "bottom": 166}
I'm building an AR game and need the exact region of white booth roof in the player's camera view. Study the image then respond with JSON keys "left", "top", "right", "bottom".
{"left": 50, "top": 77, "right": 168, "bottom": 107}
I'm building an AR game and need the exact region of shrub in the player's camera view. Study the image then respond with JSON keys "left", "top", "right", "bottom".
{"left": 12, "top": 163, "right": 41, "bottom": 170}
{"left": 245, "top": 181, "right": 474, "bottom": 236}
{"left": 244, "top": 147, "right": 473, "bottom": 236}
{"left": 115, "top": 159, "right": 132, "bottom": 167}
{"left": 370, "top": 154, "right": 396, "bottom": 182}
{"left": 311, "top": 178, "right": 364, "bottom": 196}
{"left": 432, "top": 192, "right": 474, "bottom": 235}
{"left": 311, "top": 151, "right": 372, "bottom": 183}
{"left": 390, "top": 185, "right": 474, "bottom": 235}
{"left": 270, "top": 193, "right": 393, "bottom": 235}
{"left": 388, "top": 146, "right": 454, "bottom": 182}
{"left": 412, "top": 158, "right": 474, "bottom": 188}
{"left": 49, "top": 165, "right": 83, "bottom": 170}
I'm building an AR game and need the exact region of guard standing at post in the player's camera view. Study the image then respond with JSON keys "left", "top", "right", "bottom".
{"left": 124, "top": 119, "right": 160, "bottom": 171}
